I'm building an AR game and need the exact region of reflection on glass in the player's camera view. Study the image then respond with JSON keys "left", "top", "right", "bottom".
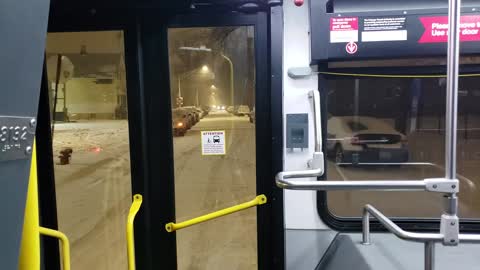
{"left": 46, "top": 31, "right": 132, "bottom": 269}
{"left": 326, "top": 75, "right": 480, "bottom": 218}
{"left": 168, "top": 27, "right": 257, "bottom": 269}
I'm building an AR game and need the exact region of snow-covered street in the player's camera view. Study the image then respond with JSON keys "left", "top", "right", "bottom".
{"left": 52, "top": 111, "right": 258, "bottom": 270}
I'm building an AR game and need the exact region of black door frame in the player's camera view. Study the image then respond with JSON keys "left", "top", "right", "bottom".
{"left": 42, "top": 6, "right": 284, "bottom": 270}
{"left": 145, "top": 10, "right": 283, "bottom": 269}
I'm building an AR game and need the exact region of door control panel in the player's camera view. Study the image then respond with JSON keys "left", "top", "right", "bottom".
{"left": 286, "top": 113, "right": 308, "bottom": 150}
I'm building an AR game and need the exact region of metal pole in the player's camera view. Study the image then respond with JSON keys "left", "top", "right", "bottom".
{"left": 362, "top": 208, "right": 370, "bottom": 245}
{"left": 51, "top": 54, "right": 63, "bottom": 136}
{"left": 354, "top": 79, "right": 360, "bottom": 126}
{"left": 178, "top": 77, "right": 182, "bottom": 98}
{"left": 221, "top": 53, "right": 234, "bottom": 106}
{"left": 425, "top": 241, "right": 435, "bottom": 270}
{"left": 444, "top": 0, "right": 462, "bottom": 215}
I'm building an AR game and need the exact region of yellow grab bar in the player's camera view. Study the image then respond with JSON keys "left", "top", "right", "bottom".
{"left": 166, "top": 194, "right": 267, "bottom": 232}
{"left": 19, "top": 140, "right": 71, "bottom": 270}
{"left": 39, "top": 226, "right": 71, "bottom": 270}
{"left": 127, "top": 194, "right": 143, "bottom": 270}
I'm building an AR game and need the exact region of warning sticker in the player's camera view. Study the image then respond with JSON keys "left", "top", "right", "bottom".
{"left": 330, "top": 17, "right": 359, "bottom": 43}
{"left": 201, "top": 130, "right": 226, "bottom": 155}
{"left": 361, "top": 16, "right": 407, "bottom": 42}
{"left": 419, "top": 15, "right": 480, "bottom": 43}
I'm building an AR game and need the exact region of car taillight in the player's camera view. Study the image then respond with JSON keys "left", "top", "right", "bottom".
{"left": 350, "top": 136, "right": 361, "bottom": 145}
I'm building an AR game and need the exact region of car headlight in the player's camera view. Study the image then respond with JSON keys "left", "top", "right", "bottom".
{"left": 177, "top": 122, "right": 184, "bottom": 127}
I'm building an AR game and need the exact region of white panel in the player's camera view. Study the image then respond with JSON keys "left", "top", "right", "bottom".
{"left": 361, "top": 30, "right": 408, "bottom": 42}
{"left": 282, "top": 0, "right": 329, "bottom": 230}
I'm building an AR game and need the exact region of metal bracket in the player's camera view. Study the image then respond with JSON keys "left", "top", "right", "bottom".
{"left": 0, "top": 116, "right": 36, "bottom": 162}
{"left": 424, "top": 178, "right": 459, "bottom": 193}
{"left": 440, "top": 214, "right": 460, "bottom": 246}
{"left": 307, "top": 151, "right": 324, "bottom": 173}
{"left": 287, "top": 66, "right": 313, "bottom": 78}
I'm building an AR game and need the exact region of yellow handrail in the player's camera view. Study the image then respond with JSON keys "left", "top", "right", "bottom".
{"left": 19, "top": 140, "right": 71, "bottom": 270}
{"left": 127, "top": 194, "right": 143, "bottom": 270}
{"left": 39, "top": 227, "right": 71, "bottom": 270}
{"left": 19, "top": 140, "right": 41, "bottom": 270}
{"left": 165, "top": 194, "right": 267, "bottom": 232}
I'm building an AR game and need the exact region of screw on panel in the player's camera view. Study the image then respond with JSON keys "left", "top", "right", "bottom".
{"left": 30, "top": 118, "right": 36, "bottom": 127}
{"left": 25, "top": 146, "right": 32, "bottom": 155}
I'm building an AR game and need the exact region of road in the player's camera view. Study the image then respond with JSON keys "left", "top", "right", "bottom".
{"left": 52, "top": 111, "right": 258, "bottom": 270}
{"left": 172, "top": 111, "right": 257, "bottom": 270}
{"left": 51, "top": 112, "right": 480, "bottom": 270}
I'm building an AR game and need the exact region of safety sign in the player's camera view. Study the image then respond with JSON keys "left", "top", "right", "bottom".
{"left": 330, "top": 17, "right": 359, "bottom": 43}
{"left": 201, "top": 130, "right": 226, "bottom": 155}
{"left": 419, "top": 15, "right": 480, "bottom": 43}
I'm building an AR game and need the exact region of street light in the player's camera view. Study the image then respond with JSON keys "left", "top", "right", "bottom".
{"left": 177, "top": 65, "right": 212, "bottom": 107}
{"left": 179, "top": 46, "right": 234, "bottom": 106}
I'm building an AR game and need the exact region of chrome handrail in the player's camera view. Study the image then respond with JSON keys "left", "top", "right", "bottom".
{"left": 276, "top": 179, "right": 427, "bottom": 191}
{"left": 362, "top": 205, "right": 480, "bottom": 270}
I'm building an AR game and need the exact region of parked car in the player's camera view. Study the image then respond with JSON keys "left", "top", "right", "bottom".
{"left": 183, "top": 106, "right": 200, "bottom": 123}
{"left": 226, "top": 106, "right": 234, "bottom": 113}
{"left": 236, "top": 105, "right": 250, "bottom": 116}
{"left": 173, "top": 108, "right": 195, "bottom": 128}
{"left": 172, "top": 110, "right": 190, "bottom": 136}
{"left": 196, "top": 107, "right": 207, "bottom": 118}
{"left": 249, "top": 107, "right": 255, "bottom": 123}
{"left": 326, "top": 116, "right": 409, "bottom": 165}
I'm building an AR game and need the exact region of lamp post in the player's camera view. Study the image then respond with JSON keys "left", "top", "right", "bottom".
{"left": 220, "top": 53, "right": 234, "bottom": 106}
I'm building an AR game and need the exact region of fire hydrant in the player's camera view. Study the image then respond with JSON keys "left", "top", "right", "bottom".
{"left": 59, "top": 148, "right": 73, "bottom": 165}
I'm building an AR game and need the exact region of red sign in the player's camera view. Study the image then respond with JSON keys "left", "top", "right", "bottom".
{"left": 419, "top": 15, "right": 480, "bottom": 43}
{"left": 330, "top": 17, "right": 359, "bottom": 31}
{"left": 346, "top": 42, "right": 358, "bottom": 54}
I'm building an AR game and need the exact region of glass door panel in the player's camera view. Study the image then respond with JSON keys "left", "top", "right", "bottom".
{"left": 45, "top": 31, "right": 132, "bottom": 270}
{"left": 168, "top": 26, "right": 258, "bottom": 269}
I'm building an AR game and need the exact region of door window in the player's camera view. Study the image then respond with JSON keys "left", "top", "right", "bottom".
{"left": 45, "top": 31, "right": 132, "bottom": 269}
{"left": 168, "top": 26, "right": 258, "bottom": 269}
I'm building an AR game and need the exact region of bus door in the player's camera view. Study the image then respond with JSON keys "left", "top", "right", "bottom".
{"left": 156, "top": 12, "right": 277, "bottom": 269}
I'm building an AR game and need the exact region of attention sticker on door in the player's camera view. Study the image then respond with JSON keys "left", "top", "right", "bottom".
{"left": 330, "top": 17, "right": 359, "bottom": 43}
{"left": 419, "top": 15, "right": 480, "bottom": 43}
{"left": 201, "top": 130, "right": 226, "bottom": 155}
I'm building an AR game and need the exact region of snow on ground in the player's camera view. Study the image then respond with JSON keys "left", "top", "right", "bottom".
{"left": 53, "top": 120, "right": 132, "bottom": 270}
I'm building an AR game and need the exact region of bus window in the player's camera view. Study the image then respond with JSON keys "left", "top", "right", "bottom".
{"left": 324, "top": 74, "right": 480, "bottom": 219}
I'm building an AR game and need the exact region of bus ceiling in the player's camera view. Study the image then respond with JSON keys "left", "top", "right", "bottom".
{"left": 310, "top": 0, "right": 480, "bottom": 64}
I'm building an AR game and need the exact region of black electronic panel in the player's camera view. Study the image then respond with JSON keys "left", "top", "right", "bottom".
{"left": 311, "top": 0, "right": 480, "bottom": 63}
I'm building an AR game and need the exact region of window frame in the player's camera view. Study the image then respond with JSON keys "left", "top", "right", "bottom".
{"left": 316, "top": 60, "right": 480, "bottom": 233}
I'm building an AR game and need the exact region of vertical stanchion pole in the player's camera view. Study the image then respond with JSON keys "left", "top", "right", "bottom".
{"left": 425, "top": 241, "right": 435, "bottom": 270}
{"left": 444, "top": 0, "right": 461, "bottom": 215}
{"left": 362, "top": 209, "right": 370, "bottom": 245}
